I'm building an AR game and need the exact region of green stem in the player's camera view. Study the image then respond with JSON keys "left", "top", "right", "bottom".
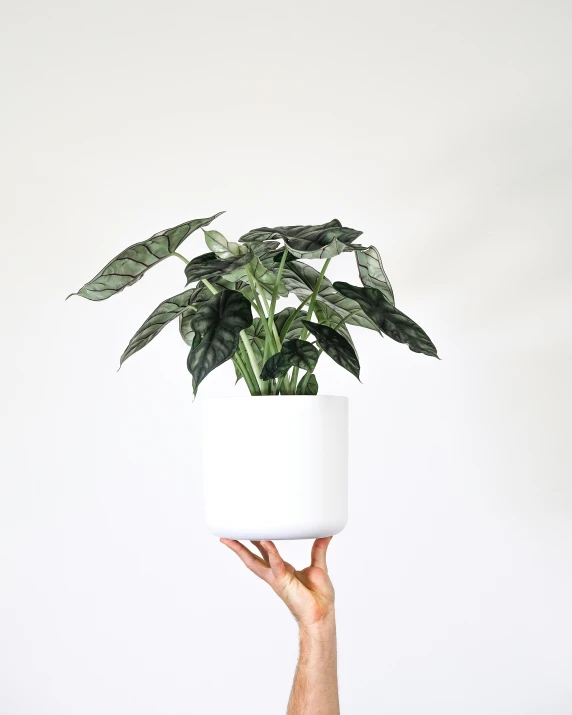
{"left": 173, "top": 252, "right": 189, "bottom": 264}
{"left": 278, "top": 294, "right": 312, "bottom": 344}
{"left": 291, "top": 258, "right": 331, "bottom": 391}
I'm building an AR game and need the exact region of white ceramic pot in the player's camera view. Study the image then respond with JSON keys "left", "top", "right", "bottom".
{"left": 200, "top": 395, "right": 348, "bottom": 540}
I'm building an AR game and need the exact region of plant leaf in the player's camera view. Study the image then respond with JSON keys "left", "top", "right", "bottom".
{"left": 203, "top": 230, "right": 246, "bottom": 259}
{"left": 282, "top": 260, "right": 378, "bottom": 331}
{"left": 260, "top": 352, "right": 291, "bottom": 380}
{"left": 296, "top": 373, "right": 318, "bottom": 395}
{"left": 355, "top": 246, "right": 395, "bottom": 304}
{"left": 244, "top": 317, "right": 265, "bottom": 364}
{"left": 333, "top": 282, "right": 438, "bottom": 358}
{"left": 302, "top": 320, "right": 360, "bottom": 380}
{"left": 184, "top": 252, "right": 254, "bottom": 284}
{"left": 281, "top": 339, "right": 320, "bottom": 372}
{"left": 187, "top": 290, "right": 253, "bottom": 392}
{"left": 274, "top": 307, "right": 308, "bottom": 341}
{"left": 179, "top": 309, "right": 196, "bottom": 347}
{"left": 120, "top": 284, "right": 207, "bottom": 366}
{"left": 313, "top": 302, "right": 356, "bottom": 347}
{"left": 239, "top": 228, "right": 285, "bottom": 244}
{"left": 240, "top": 219, "right": 361, "bottom": 259}
{"left": 69, "top": 212, "right": 224, "bottom": 301}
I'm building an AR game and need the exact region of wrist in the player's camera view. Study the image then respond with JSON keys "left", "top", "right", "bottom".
{"left": 299, "top": 612, "right": 336, "bottom": 638}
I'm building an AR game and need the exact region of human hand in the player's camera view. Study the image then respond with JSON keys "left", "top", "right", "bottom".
{"left": 220, "top": 537, "right": 335, "bottom": 629}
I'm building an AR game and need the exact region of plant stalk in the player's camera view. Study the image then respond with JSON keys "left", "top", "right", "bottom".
{"left": 291, "top": 258, "right": 331, "bottom": 391}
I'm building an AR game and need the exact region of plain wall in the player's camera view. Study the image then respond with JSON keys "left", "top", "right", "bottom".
{"left": 1, "top": 1, "right": 571, "bottom": 713}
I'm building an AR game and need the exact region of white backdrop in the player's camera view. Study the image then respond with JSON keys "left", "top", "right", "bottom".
{"left": 1, "top": 1, "right": 571, "bottom": 713}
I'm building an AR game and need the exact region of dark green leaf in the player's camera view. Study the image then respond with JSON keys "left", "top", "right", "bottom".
{"left": 238, "top": 228, "right": 285, "bottom": 244}
{"left": 296, "top": 373, "right": 318, "bottom": 395}
{"left": 69, "top": 212, "right": 224, "bottom": 301}
{"left": 355, "top": 246, "right": 395, "bottom": 304}
{"left": 313, "top": 302, "right": 356, "bottom": 347}
{"left": 281, "top": 339, "right": 320, "bottom": 372}
{"left": 282, "top": 260, "right": 378, "bottom": 331}
{"left": 244, "top": 317, "right": 265, "bottom": 364}
{"left": 184, "top": 252, "right": 254, "bottom": 284}
{"left": 274, "top": 307, "right": 308, "bottom": 341}
{"left": 302, "top": 320, "right": 360, "bottom": 380}
{"left": 120, "top": 284, "right": 206, "bottom": 366}
{"left": 260, "top": 352, "right": 291, "bottom": 380}
{"left": 179, "top": 309, "right": 196, "bottom": 347}
{"left": 187, "top": 290, "right": 253, "bottom": 392}
{"left": 333, "top": 282, "right": 438, "bottom": 358}
{"left": 241, "top": 219, "right": 361, "bottom": 259}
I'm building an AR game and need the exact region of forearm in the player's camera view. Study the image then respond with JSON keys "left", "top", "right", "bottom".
{"left": 287, "top": 615, "right": 340, "bottom": 715}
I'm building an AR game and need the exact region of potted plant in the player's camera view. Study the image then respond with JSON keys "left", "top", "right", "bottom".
{"left": 69, "top": 212, "right": 438, "bottom": 539}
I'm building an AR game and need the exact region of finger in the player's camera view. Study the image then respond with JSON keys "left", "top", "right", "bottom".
{"left": 250, "top": 540, "right": 270, "bottom": 562}
{"left": 220, "top": 539, "right": 269, "bottom": 580}
{"left": 260, "top": 540, "right": 288, "bottom": 579}
{"left": 311, "top": 536, "right": 333, "bottom": 571}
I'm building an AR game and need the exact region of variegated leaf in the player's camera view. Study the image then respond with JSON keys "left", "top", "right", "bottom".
{"left": 187, "top": 290, "right": 253, "bottom": 393}
{"left": 282, "top": 260, "right": 378, "bottom": 331}
{"left": 302, "top": 320, "right": 360, "bottom": 380}
{"left": 69, "top": 212, "right": 224, "bottom": 301}
{"left": 184, "top": 252, "right": 255, "bottom": 284}
{"left": 333, "top": 282, "right": 438, "bottom": 358}
{"left": 120, "top": 284, "right": 206, "bottom": 366}
{"left": 356, "top": 246, "right": 395, "bottom": 304}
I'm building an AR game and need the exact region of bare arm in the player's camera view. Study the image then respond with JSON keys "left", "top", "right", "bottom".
{"left": 221, "top": 537, "right": 340, "bottom": 715}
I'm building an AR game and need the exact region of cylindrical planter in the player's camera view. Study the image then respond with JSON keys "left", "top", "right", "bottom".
{"left": 200, "top": 395, "right": 348, "bottom": 540}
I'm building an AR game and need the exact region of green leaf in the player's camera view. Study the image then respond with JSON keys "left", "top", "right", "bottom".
{"left": 282, "top": 260, "right": 378, "bottom": 331}
{"left": 313, "top": 302, "right": 356, "bottom": 347}
{"left": 280, "top": 220, "right": 362, "bottom": 259}
{"left": 355, "top": 246, "right": 395, "bottom": 304}
{"left": 244, "top": 317, "right": 265, "bottom": 364}
{"left": 179, "top": 309, "right": 196, "bottom": 347}
{"left": 69, "top": 212, "right": 224, "bottom": 301}
{"left": 240, "top": 219, "right": 362, "bottom": 259}
{"left": 120, "top": 284, "right": 206, "bottom": 366}
{"left": 296, "top": 373, "right": 318, "bottom": 395}
{"left": 301, "top": 320, "right": 360, "bottom": 380}
{"left": 260, "top": 352, "right": 291, "bottom": 380}
{"left": 203, "top": 230, "right": 246, "bottom": 259}
{"left": 246, "top": 256, "right": 288, "bottom": 297}
{"left": 239, "top": 228, "right": 285, "bottom": 244}
{"left": 184, "top": 252, "right": 254, "bottom": 284}
{"left": 187, "top": 290, "right": 253, "bottom": 392}
{"left": 281, "top": 339, "right": 320, "bottom": 372}
{"left": 333, "top": 282, "right": 438, "bottom": 358}
{"left": 274, "top": 307, "right": 307, "bottom": 341}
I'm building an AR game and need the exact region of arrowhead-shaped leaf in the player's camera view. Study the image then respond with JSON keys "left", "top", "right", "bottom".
{"left": 179, "top": 309, "right": 196, "bottom": 347}
{"left": 356, "top": 246, "right": 395, "bottom": 304}
{"left": 302, "top": 320, "right": 360, "bottom": 380}
{"left": 187, "top": 290, "right": 253, "bottom": 392}
{"left": 240, "top": 219, "right": 361, "bottom": 259}
{"left": 244, "top": 317, "right": 265, "bottom": 364}
{"left": 296, "top": 373, "right": 318, "bottom": 395}
{"left": 120, "top": 284, "right": 207, "bottom": 366}
{"left": 281, "top": 339, "right": 320, "bottom": 372}
{"left": 184, "top": 252, "right": 254, "bottom": 284}
{"left": 282, "top": 260, "right": 378, "bottom": 331}
{"left": 333, "top": 282, "right": 438, "bottom": 358}
{"left": 203, "top": 230, "right": 245, "bottom": 259}
{"left": 274, "top": 307, "right": 308, "bottom": 342}
{"left": 260, "top": 352, "right": 291, "bottom": 380}
{"left": 313, "top": 302, "right": 356, "bottom": 347}
{"left": 70, "top": 212, "right": 224, "bottom": 301}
